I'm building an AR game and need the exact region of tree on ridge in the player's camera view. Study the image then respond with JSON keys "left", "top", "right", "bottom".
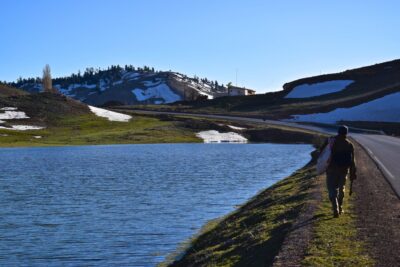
{"left": 42, "top": 64, "right": 54, "bottom": 92}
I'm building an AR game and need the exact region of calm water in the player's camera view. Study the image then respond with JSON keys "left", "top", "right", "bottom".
{"left": 0, "top": 143, "right": 313, "bottom": 266}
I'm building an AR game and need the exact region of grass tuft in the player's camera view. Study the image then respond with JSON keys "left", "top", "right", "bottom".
{"left": 302, "top": 183, "right": 374, "bottom": 266}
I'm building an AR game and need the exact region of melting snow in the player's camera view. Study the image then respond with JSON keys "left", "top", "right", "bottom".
{"left": 0, "top": 125, "right": 45, "bottom": 131}
{"left": 196, "top": 130, "right": 248, "bottom": 143}
{"left": 132, "top": 83, "right": 181, "bottom": 103}
{"left": 88, "top": 106, "right": 132, "bottom": 122}
{"left": 285, "top": 80, "right": 354, "bottom": 98}
{"left": 228, "top": 125, "right": 246, "bottom": 130}
{"left": 288, "top": 91, "right": 400, "bottom": 123}
{"left": 0, "top": 107, "right": 45, "bottom": 130}
{"left": 1, "top": 107, "right": 18, "bottom": 111}
{"left": 0, "top": 110, "right": 29, "bottom": 120}
{"left": 198, "top": 92, "right": 214, "bottom": 100}
{"left": 122, "top": 72, "right": 140, "bottom": 80}
{"left": 142, "top": 80, "right": 162, "bottom": 87}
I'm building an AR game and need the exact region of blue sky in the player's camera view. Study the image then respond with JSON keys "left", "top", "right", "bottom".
{"left": 0, "top": 0, "right": 399, "bottom": 92}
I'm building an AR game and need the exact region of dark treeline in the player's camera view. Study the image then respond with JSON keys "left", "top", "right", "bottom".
{"left": 9, "top": 64, "right": 158, "bottom": 88}
{"left": 8, "top": 64, "right": 223, "bottom": 90}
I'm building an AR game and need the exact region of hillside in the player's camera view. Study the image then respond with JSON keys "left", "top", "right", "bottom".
{"left": 11, "top": 66, "right": 228, "bottom": 106}
{"left": 142, "top": 59, "right": 400, "bottom": 127}
{"left": 0, "top": 83, "right": 29, "bottom": 97}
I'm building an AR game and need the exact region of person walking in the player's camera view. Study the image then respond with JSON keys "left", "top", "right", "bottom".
{"left": 322, "top": 125, "right": 357, "bottom": 218}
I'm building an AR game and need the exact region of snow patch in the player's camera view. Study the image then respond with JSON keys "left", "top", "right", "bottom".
{"left": 132, "top": 83, "right": 181, "bottom": 103}
{"left": 99, "top": 79, "right": 108, "bottom": 91}
{"left": 0, "top": 111, "right": 29, "bottom": 120}
{"left": 228, "top": 125, "right": 246, "bottom": 130}
{"left": 122, "top": 72, "right": 140, "bottom": 80}
{"left": 285, "top": 80, "right": 354, "bottom": 98}
{"left": 142, "top": 80, "right": 162, "bottom": 87}
{"left": 0, "top": 125, "right": 45, "bottom": 131}
{"left": 198, "top": 92, "right": 214, "bottom": 100}
{"left": 287, "top": 91, "right": 400, "bottom": 123}
{"left": 0, "top": 107, "right": 18, "bottom": 111}
{"left": 196, "top": 130, "right": 248, "bottom": 143}
{"left": 88, "top": 106, "right": 132, "bottom": 122}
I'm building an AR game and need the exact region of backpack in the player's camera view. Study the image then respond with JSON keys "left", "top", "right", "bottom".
{"left": 316, "top": 137, "right": 335, "bottom": 175}
{"left": 330, "top": 144, "right": 352, "bottom": 167}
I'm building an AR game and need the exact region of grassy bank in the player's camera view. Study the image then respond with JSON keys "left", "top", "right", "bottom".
{"left": 166, "top": 164, "right": 318, "bottom": 267}
{"left": 302, "top": 184, "right": 373, "bottom": 266}
{"left": 165, "top": 156, "right": 373, "bottom": 267}
{"left": 0, "top": 114, "right": 200, "bottom": 147}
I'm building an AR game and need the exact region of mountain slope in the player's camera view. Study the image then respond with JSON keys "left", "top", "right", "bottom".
{"left": 12, "top": 66, "right": 228, "bottom": 106}
{"left": 161, "top": 59, "right": 400, "bottom": 124}
{"left": 0, "top": 83, "right": 29, "bottom": 97}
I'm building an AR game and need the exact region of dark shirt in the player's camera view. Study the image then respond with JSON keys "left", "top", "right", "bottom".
{"left": 321, "top": 135, "right": 356, "bottom": 174}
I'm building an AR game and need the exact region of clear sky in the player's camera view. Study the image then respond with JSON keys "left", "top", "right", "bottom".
{"left": 1, "top": 0, "right": 399, "bottom": 92}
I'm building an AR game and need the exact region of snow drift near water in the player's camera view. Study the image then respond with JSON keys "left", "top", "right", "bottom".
{"left": 285, "top": 80, "right": 354, "bottom": 98}
{"left": 196, "top": 130, "right": 248, "bottom": 143}
{"left": 88, "top": 106, "right": 132, "bottom": 122}
{"left": 288, "top": 91, "right": 400, "bottom": 123}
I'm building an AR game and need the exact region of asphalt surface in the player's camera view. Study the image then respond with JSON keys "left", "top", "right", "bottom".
{"left": 352, "top": 134, "right": 400, "bottom": 197}
{"left": 128, "top": 109, "right": 400, "bottom": 198}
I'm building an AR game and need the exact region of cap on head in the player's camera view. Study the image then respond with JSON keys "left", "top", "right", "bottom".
{"left": 338, "top": 125, "right": 348, "bottom": 135}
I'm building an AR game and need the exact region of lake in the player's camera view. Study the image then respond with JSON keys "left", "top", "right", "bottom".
{"left": 0, "top": 143, "right": 313, "bottom": 266}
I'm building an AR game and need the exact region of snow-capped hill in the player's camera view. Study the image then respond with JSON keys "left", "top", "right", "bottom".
{"left": 281, "top": 59, "right": 400, "bottom": 123}
{"left": 13, "top": 66, "right": 227, "bottom": 106}
{"left": 283, "top": 59, "right": 400, "bottom": 99}
{"left": 288, "top": 91, "right": 400, "bottom": 123}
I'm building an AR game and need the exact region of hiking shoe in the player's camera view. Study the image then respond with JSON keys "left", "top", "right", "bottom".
{"left": 339, "top": 208, "right": 344, "bottom": 215}
{"left": 333, "top": 210, "right": 339, "bottom": 218}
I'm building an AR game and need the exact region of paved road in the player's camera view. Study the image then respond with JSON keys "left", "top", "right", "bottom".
{"left": 126, "top": 109, "right": 400, "bottom": 198}
{"left": 352, "top": 134, "right": 400, "bottom": 196}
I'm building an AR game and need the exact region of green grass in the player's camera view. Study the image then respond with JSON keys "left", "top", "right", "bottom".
{"left": 302, "top": 184, "right": 374, "bottom": 266}
{"left": 0, "top": 114, "right": 201, "bottom": 147}
{"left": 167, "top": 166, "right": 317, "bottom": 267}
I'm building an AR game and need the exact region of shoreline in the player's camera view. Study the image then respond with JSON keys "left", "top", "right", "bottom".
{"left": 164, "top": 153, "right": 319, "bottom": 267}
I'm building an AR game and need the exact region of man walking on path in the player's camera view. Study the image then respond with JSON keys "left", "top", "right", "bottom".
{"left": 322, "top": 125, "right": 357, "bottom": 218}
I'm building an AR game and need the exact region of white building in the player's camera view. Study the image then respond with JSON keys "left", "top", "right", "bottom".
{"left": 228, "top": 86, "right": 256, "bottom": 96}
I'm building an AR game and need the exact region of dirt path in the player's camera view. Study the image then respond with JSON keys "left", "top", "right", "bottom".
{"left": 272, "top": 173, "right": 323, "bottom": 266}
{"left": 274, "top": 140, "right": 400, "bottom": 266}
{"left": 352, "top": 142, "right": 400, "bottom": 266}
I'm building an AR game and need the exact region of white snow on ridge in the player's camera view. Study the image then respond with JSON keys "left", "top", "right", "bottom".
{"left": 132, "top": 83, "right": 181, "bottom": 103}
{"left": 288, "top": 91, "right": 400, "bottom": 123}
{"left": 196, "top": 130, "right": 248, "bottom": 143}
{"left": 88, "top": 106, "right": 132, "bottom": 122}
{"left": 122, "top": 71, "right": 140, "bottom": 80}
{"left": 285, "top": 80, "right": 354, "bottom": 98}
